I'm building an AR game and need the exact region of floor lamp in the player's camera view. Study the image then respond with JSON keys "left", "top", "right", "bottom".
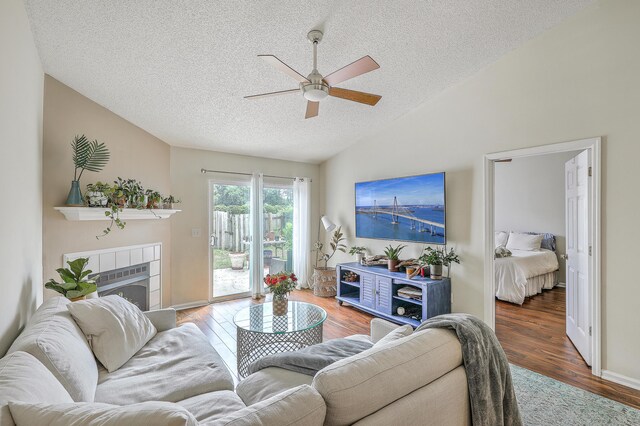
{"left": 315, "top": 215, "right": 336, "bottom": 267}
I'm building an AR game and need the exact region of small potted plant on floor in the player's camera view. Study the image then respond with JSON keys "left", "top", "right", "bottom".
{"left": 349, "top": 246, "right": 367, "bottom": 264}
{"left": 264, "top": 272, "right": 298, "bottom": 316}
{"left": 45, "top": 258, "right": 98, "bottom": 301}
{"left": 312, "top": 226, "right": 347, "bottom": 297}
{"left": 384, "top": 244, "right": 406, "bottom": 272}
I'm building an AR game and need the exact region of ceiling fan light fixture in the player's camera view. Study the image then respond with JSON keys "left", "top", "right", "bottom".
{"left": 301, "top": 82, "right": 329, "bottom": 101}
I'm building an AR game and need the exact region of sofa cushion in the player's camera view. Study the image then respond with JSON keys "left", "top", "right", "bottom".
{"left": 236, "top": 367, "right": 313, "bottom": 405}
{"left": 68, "top": 295, "right": 157, "bottom": 372}
{"left": 0, "top": 351, "right": 74, "bottom": 426}
{"left": 8, "top": 401, "right": 197, "bottom": 426}
{"left": 206, "top": 385, "right": 325, "bottom": 426}
{"left": 95, "top": 323, "right": 234, "bottom": 404}
{"left": 7, "top": 296, "right": 98, "bottom": 401}
{"left": 372, "top": 324, "right": 413, "bottom": 348}
{"left": 312, "top": 328, "right": 462, "bottom": 426}
{"left": 177, "top": 391, "right": 245, "bottom": 423}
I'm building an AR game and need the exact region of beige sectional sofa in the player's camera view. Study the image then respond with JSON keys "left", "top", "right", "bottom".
{"left": 0, "top": 297, "right": 470, "bottom": 425}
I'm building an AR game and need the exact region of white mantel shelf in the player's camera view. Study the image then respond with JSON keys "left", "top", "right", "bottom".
{"left": 54, "top": 207, "right": 181, "bottom": 221}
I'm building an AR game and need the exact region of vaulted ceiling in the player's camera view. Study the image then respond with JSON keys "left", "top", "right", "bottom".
{"left": 24, "top": 0, "right": 594, "bottom": 163}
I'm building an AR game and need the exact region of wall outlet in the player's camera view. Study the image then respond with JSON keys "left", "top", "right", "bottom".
{"left": 191, "top": 228, "right": 201, "bottom": 238}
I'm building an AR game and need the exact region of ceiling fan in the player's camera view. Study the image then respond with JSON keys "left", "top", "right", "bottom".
{"left": 245, "top": 30, "right": 381, "bottom": 119}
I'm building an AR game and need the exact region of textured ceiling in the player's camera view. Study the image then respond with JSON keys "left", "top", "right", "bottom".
{"left": 24, "top": 0, "right": 593, "bottom": 163}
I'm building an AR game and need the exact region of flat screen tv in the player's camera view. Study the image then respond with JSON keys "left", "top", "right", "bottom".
{"left": 355, "top": 172, "right": 446, "bottom": 244}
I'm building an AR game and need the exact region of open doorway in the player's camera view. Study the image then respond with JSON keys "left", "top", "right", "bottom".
{"left": 483, "top": 138, "right": 602, "bottom": 381}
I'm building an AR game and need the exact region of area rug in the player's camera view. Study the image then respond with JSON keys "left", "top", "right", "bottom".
{"left": 511, "top": 364, "right": 640, "bottom": 425}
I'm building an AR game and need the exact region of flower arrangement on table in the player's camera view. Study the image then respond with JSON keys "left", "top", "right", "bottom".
{"left": 264, "top": 272, "right": 298, "bottom": 315}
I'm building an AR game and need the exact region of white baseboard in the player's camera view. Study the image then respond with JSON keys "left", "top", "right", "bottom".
{"left": 171, "top": 300, "right": 209, "bottom": 311}
{"left": 601, "top": 370, "right": 640, "bottom": 391}
{"left": 556, "top": 282, "right": 566, "bottom": 288}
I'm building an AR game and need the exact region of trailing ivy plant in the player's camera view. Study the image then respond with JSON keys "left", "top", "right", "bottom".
{"left": 97, "top": 205, "right": 126, "bottom": 239}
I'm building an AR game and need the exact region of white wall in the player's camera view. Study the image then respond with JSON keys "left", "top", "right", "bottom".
{"left": 495, "top": 151, "right": 580, "bottom": 280}
{"left": 0, "top": 0, "right": 43, "bottom": 355}
{"left": 321, "top": 0, "right": 640, "bottom": 381}
{"left": 170, "top": 147, "right": 321, "bottom": 307}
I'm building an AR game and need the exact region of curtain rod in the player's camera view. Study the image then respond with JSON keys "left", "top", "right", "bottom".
{"left": 200, "top": 168, "right": 311, "bottom": 182}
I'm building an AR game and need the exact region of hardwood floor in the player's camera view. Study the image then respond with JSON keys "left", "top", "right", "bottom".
{"left": 176, "top": 289, "right": 373, "bottom": 384}
{"left": 177, "top": 287, "right": 640, "bottom": 409}
{"left": 496, "top": 287, "right": 640, "bottom": 409}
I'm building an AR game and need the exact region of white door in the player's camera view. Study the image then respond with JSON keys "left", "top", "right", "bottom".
{"left": 565, "top": 150, "right": 591, "bottom": 365}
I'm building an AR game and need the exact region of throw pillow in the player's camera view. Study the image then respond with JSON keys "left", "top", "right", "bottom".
{"left": 67, "top": 295, "right": 157, "bottom": 372}
{"left": 373, "top": 324, "right": 413, "bottom": 348}
{"left": 505, "top": 232, "right": 543, "bottom": 251}
{"left": 494, "top": 231, "right": 509, "bottom": 248}
{"left": 8, "top": 401, "right": 197, "bottom": 426}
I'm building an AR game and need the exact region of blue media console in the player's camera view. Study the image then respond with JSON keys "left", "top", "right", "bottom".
{"left": 335, "top": 262, "right": 451, "bottom": 327}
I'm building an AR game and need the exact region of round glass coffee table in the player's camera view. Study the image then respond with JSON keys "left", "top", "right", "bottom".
{"left": 233, "top": 301, "right": 327, "bottom": 378}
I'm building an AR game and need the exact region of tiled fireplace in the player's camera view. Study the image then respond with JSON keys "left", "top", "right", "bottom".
{"left": 63, "top": 243, "right": 162, "bottom": 310}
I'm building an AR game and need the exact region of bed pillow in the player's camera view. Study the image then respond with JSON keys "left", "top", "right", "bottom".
{"left": 67, "top": 295, "right": 157, "bottom": 372}
{"left": 494, "top": 231, "right": 509, "bottom": 248}
{"left": 8, "top": 401, "right": 197, "bottom": 426}
{"left": 526, "top": 232, "right": 556, "bottom": 251}
{"left": 506, "top": 232, "right": 543, "bottom": 251}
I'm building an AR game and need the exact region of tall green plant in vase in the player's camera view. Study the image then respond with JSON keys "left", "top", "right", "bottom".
{"left": 66, "top": 135, "right": 110, "bottom": 206}
{"left": 312, "top": 226, "right": 346, "bottom": 297}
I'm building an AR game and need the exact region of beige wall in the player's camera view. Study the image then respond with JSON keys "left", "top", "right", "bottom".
{"left": 0, "top": 0, "right": 43, "bottom": 355}
{"left": 43, "top": 76, "right": 172, "bottom": 307}
{"left": 170, "top": 147, "right": 321, "bottom": 306}
{"left": 321, "top": 0, "right": 640, "bottom": 381}
{"left": 495, "top": 151, "right": 580, "bottom": 280}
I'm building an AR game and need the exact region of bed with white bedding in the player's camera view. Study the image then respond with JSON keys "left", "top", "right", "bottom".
{"left": 494, "top": 232, "right": 560, "bottom": 305}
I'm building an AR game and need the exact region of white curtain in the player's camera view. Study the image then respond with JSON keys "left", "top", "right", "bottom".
{"left": 293, "top": 177, "right": 311, "bottom": 288}
{"left": 249, "top": 173, "right": 265, "bottom": 298}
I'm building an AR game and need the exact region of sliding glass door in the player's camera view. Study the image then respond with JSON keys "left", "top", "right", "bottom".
{"left": 210, "top": 179, "right": 252, "bottom": 300}
{"left": 262, "top": 182, "right": 294, "bottom": 281}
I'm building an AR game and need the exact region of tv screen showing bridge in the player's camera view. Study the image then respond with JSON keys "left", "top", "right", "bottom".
{"left": 355, "top": 173, "right": 446, "bottom": 244}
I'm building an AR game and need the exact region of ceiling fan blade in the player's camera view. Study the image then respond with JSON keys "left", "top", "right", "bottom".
{"left": 305, "top": 101, "right": 319, "bottom": 119}
{"left": 244, "top": 89, "right": 299, "bottom": 100}
{"left": 329, "top": 87, "right": 381, "bottom": 106}
{"left": 258, "top": 55, "right": 309, "bottom": 83}
{"left": 323, "top": 55, "right": 380, "bottom": 86}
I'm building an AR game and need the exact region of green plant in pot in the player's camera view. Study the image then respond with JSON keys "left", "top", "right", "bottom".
{"left": 312, "top": 226, "right": 346, "bottom": 297}
{"left": 349, "top": 246, "right": 367, "bottom": 264}
{"left": 162, "top": 195, "right": 181, "bottom": 209}
{"left": 66, "top": 135, "right": 110, "bottom": 206}
{"left": 45, "top": 258, "right": 98, "bottom": 301}
{"left": 423, "top": 247, "right": 461, "bottom": 279}
{"left": 145, "top": 190, "right": 163, "bottom": 209}
{"left": 85, "top": 182, "right": 112, "bottom": 207}
{"left": 384, "top": 244, "right": 406, "bottom": 272}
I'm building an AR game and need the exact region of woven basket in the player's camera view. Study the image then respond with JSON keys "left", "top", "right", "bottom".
{"left": 313, "top": 267, "right": 337, "bottom": 297}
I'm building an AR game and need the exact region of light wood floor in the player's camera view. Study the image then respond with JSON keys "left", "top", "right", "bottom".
{"left": 496, "top": 286, "right": 640, "bottom": 409}
{"left": 177, "top": 288, "right": 640, "bottom": 408}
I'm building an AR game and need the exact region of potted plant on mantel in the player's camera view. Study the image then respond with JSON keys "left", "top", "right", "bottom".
{"left": 45, "top": 258, "right": 98, "bottom": 301}
{"left": 66, "top": 135, "right": 110, "bottom": 206}
{"left": 313, "top": 226, "right": 346, "bottom": 297}
{"left": 383, "top": 244, "right": 406, "bottom": 272}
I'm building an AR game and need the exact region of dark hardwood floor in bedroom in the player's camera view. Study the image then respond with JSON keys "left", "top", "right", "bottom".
{"left": 496, "top": 286, "right": 640, "bottom": 409}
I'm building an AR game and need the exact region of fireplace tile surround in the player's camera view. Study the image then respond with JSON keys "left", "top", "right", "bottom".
{"left": 63, "top": 243, "right": 162, "bottom": 310}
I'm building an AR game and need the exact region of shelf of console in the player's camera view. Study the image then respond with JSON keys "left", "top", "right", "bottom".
{"left": 54, "top": 207, "right": 181, "bottom": 221}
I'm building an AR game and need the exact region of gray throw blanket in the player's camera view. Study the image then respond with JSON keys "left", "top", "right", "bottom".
{"left": 417, "top": 314, "right": 523, "bottom": 426}
{"left": 246, "top": 338, "right": 373, "bottom": 376}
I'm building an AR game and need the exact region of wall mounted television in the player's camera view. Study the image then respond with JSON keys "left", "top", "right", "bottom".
{"left": 355, "top": 172, "right": 446, "bottom": 244}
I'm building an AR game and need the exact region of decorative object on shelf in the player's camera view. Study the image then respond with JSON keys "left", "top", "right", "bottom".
{"left": 383, "top": 244, "right": 406, "bottom": 272}
{"left": 343, "top": 271, "right": 359, "bottom": 282}
{"left": 349, "top": 246, "right": 367, "bottom": 264}
{"left": 66, "top": 135, "right": 110, "bottom": 206}
{"left": 162, "top": 195, "right": 181, "bottom": 209}
{"left": 360, "top": 255, "right": 388, "bottom": 267}
{"left": 421, "top": 246, "right": 461, "bottom": 279}
{"left": 405, "top": 266, "right": 416, "bottom": 278}
{"left": 264, "top": 272, "right": 298, "bottom": 315}
{"left": 312, "top": 221, "right": 346, "bottom": 297}
{"left": 145, "top": 190, "right": 162, "bottom": 209}
{"left": 45, "top": 258, "right": 98, "bottom": 301}
{"left": 85, "top": 182, "right": 112, "bottom": 207}
{"left": 396, "top": 306, "right": 405, "bottom": 316}
{"left": 397, "top": 286, "right": 422, "bottom": 301}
